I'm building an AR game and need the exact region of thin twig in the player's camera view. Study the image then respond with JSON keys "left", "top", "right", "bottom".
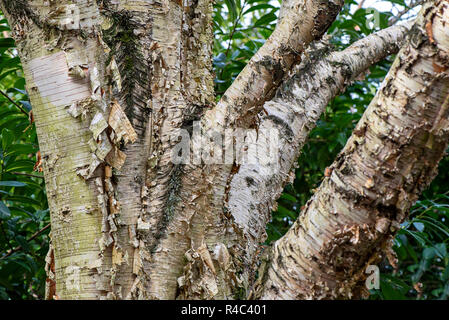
{"left": 1, "top": 223, "right": 50, "bottom": 260}
{"left": 0, "top": 89, "right": 28, "bottom": 116}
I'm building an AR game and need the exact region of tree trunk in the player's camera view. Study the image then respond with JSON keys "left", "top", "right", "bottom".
{"left": 1, "top": 0, "right": 448, "bottom": 300}
{"left": 261, "top": 0, "right": 449, "bottom": 299}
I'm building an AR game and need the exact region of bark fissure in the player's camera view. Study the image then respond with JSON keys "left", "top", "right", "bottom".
{"left": 137, "top": 0, "right": 216, "bottom": 300}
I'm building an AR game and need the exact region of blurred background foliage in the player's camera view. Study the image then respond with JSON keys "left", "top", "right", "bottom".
{"left": 0, "top": 0, "right": 447, "bottom": 299}
{"left": 0, "top": 16, "right": 49, "bottom": 299}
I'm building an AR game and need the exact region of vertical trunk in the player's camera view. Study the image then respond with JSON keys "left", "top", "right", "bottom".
{"left": 139, "top": 0, "right": 216, "bottom": 299}
{"left": 261, "top": 0, "right": 449, "bottom": 299}
{"left": 98, "top": 2, "right": 153, "bottom": 299}
{"left": 3, "top": 0, "right": 445, "bottom": 301}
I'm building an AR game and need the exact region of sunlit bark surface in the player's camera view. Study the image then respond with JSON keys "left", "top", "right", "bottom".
{"left": 1, "top": 0, "right": 448, "bottom": 300}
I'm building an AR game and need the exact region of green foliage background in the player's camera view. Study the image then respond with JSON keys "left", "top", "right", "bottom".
{"left": 0, "top": 0, "right": 448, "bottom": 299}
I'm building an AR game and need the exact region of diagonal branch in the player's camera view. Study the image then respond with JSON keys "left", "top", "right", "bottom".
{"left": 147, "top": 0, "right": 345, "bottom": 300}
{"left": 226, "top": 22, "right": 412, "bottom": 294}
{"left": 1, "top": 223, "right": 50, "bottom": 260}
{"left": 0, "top": 89, "right": 28, "bottom": 116}
{"left": 203, "top": 0, "right": 345, "bottom": 130}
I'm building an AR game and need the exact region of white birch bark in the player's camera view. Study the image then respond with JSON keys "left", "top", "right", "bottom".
{"left": 147, "top": 0, "right": 346, "bottom": 300}
{"left": 261, "top": 0, "right": 449, "bottom": 299}
{"left": 0, "top": 0, "right": 133, "bottom": 299}
{"left": 2, "top": 0, "right": 447, "bottom": 301}
{"left": 228, "top": 23, "right": 411, "bottom": 298}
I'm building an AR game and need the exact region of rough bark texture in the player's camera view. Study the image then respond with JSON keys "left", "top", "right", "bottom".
{"left": 0, "top": 0, "right": 215, "bottom": 300}
{"left": 146, "top": 0, "right": 346, "bottom": 300}
{"left": 140, "top": 0, "right": 216, "bottom": 300}
{"left": 1, "top": 0, "right": 448, "bottom": 301}
{"left": 261, "top": 0, "right": 449, "bottom": 299}
{"left": 229, "top": 23, "right": 411, "bottom": 299}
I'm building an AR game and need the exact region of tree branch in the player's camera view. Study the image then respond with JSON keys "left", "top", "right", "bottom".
{"left": 147, "top": 0, "right": 345, "bottom": 300}
{"left": 11, "top": 172, "right": 44, "bottom": 179}
{"left": 0, "top": 89, "right": 28, "bottom": 116}
{"left": 260, "top": 0, "right": 449, "bottom": 299}
{"left": 388, "top": 0, "right": 424, "bottom": 26}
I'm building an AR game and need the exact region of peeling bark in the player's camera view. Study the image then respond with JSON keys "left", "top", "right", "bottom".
{"left": 0, "top": 0, "right": 137, "bottom": 299}
{"left": 229, "top": 22, "right": 411, "bottom": 299}
{"left": 137, "top": 0, "right": 216, "bottom": 300}
{"left": 2, "top": 0, "right": 447, "bottom": 302}
{"left": 167, "top": 0, "right": 346, "bottom": 300}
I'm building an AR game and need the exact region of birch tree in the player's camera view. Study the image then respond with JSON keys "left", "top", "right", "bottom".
{"left": 0, "top": 0, "right": 448, "bottom": 300}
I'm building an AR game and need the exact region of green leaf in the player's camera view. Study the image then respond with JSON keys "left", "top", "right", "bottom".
{"left": 279, "top": 193, "right": 297, "bottom": 203}
{"left": 243, "top": 4, "right": 275, "bottom": 15}
{"left": 224, "top": 0, "right": 238, "bottom": 21}
{"left": 15, "top": 235, "right": 30, "bottom": 253}
{"left": 4, "top": 159, "right": 35, "bottom": 173}
{"left": 5, "top": 144, "right": 38, "bottom": 157}
{"left": 439, "top": 283, "right": 449, "bottom": 300}
{"left": 423, "top": 247, "right": 436, "bottom": 260}
{"left": 10, "top": 258, "right": 32, "bottom": 273}
{"left": 416, "top": 217, "right": 449, "bottom": 238}
{"left": 0, "top": 56, "right": 20, "bottom": 70}
{"left": 4, "top": 195, "right": 42, "bottom": 206}
{"left": 277, "top": 204, "right": 296, "bottom": 220}
{"left": 400, "top": 229, "right": 428, "bottom": 247}
{"left": 413, "top": 222, "right": 425, "bottom": 232}
{"left": 442, "top": 263, "right": 449, "bottom": 282}
{"left": 19, "top": 100, "right": 32, "bottom": 112}
{"left": 434, "top": 243, "right": 447, "bottom": 259}
{"left": 380, "top": 276, "right": 408, "bottom": 300}
{"left": 254, "top": 12, "right": 277, "bottom": 27}
{"left": 0, "top": 38, "right": 15, "bottom": 48}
